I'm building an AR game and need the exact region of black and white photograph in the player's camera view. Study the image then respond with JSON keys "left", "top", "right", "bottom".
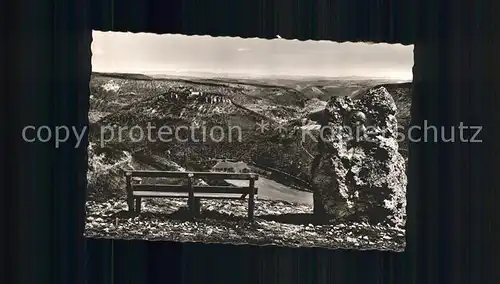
{"left": 85, "top": 31, "right": 413, "bottom": 251}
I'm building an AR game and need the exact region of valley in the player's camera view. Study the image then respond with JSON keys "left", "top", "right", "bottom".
{"left": 85, "top": 72, "right": 411, "bottom": 250}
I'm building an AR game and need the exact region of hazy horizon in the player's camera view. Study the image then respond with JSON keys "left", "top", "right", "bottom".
{"left": 91, "top": 31, "right": 414, "bottom": 80}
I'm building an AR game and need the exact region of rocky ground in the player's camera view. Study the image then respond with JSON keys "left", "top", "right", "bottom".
{"left": 84, "top": 198, "right": 406, "bottom": 251}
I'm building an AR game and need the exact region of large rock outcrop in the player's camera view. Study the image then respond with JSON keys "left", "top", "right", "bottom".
{"left": 310, "top": 87, "right": 406, "bottom": 227}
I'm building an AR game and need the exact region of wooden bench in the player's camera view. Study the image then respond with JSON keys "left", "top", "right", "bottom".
{"left": 125, "top": 170, "right": 259, "bottom": 220}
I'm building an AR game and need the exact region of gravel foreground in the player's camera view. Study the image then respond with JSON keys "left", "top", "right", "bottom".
{"left": 85, "top": 198, "right": 406, "bottom": 251}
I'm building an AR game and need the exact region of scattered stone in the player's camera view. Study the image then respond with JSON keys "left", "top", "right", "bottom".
{"left": 84, "top": 197, "right": 405, "bottom": 251}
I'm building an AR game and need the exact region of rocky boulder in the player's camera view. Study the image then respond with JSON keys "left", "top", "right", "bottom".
{"left": 310, "top": 87, "right": 407, "bottom": 227}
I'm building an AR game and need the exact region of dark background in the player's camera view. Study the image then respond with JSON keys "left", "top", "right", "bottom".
{"left": 3, "top": 0, "right": 499, "bottom": 283}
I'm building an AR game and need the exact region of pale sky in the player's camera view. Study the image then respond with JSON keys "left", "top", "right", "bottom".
{"left": 91, "top": 31, "right": 414, "bottom": 80}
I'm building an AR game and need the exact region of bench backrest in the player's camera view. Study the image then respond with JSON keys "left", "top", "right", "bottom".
{"left": 125, "top": 170, "right": 259, "bottom": 195}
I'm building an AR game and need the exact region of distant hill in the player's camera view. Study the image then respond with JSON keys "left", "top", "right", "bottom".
{"left": 92, "top": 72, "right": 155, "bottom": 80}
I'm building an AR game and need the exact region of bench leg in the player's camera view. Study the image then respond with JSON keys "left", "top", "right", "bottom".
{"left": 126, "top": 174, "right": 134, "bottom": 212}
{"left": 127, "top": 195, "right": 134, "bottom": 212}
{"left": 194, "top": 198, "right": 201, "bottom": 216}
{"left": 248, "top": 178, "right": 256, "bottom": 221}
{"left": 127, "top": 198, "right": 134, "bottom": 213}
{"left": 188, "top": 197, "right": 201, "bottom": 217}
{"left": 135, "top": 197, "right": 142, "bottom": 213}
